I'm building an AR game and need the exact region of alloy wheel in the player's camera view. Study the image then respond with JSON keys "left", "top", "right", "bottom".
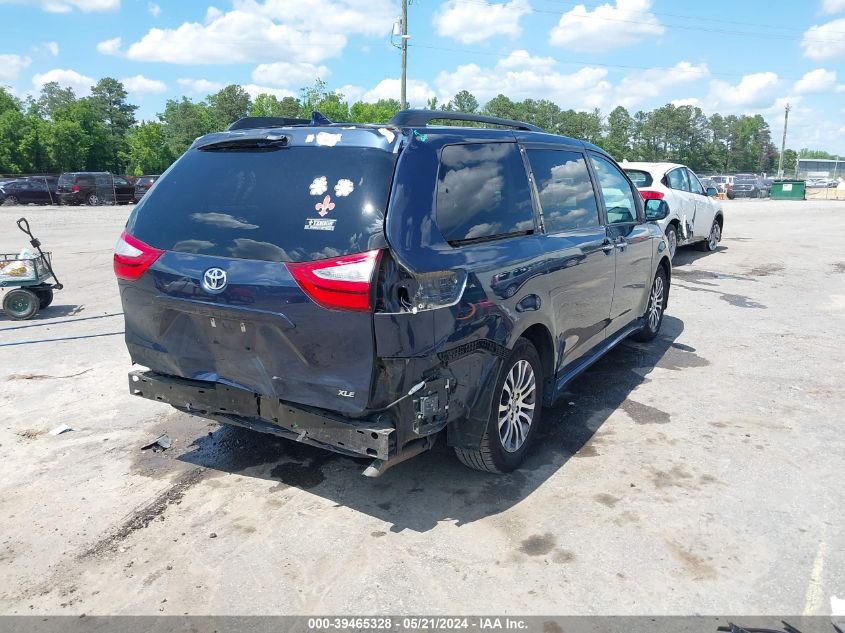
{"left": 498, "top": 359, "right": 536, "bottom": 453}
{"left": 708, "top": 223, "right": 721, "bottom": 250}
{"left": 647, "top": 275, "right": 665, "bottom": 331}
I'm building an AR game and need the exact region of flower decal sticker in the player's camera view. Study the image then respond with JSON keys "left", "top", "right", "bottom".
{"left": 334, "top": 179, "right": 354, "bottom": 197}
{"left": 309, "top": 176, "right": 328, "bottom": 196}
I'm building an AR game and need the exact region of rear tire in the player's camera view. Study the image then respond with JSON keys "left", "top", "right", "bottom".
{"left": 3, "top": 288, "right": 39, "bottom": 320}
{"left": 454, "top": 338, "right": 544, "bottom": 473}
{"left": 86, "top": 193, "right": 99, "bottom": 206}
{"left": 4, "top": 195, "right": 19, "bottom": 206}
{"left": 33, "top": 286, "right": 54, "bottom": 309}
{"left": 664, "top": 224, "right": 678, "bottom": 259}
{"left": 633, "top": 267, "right": 667, "bottom": 342}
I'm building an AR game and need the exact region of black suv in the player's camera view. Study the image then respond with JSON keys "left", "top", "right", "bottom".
{"left": 0, "top": 176, "right": 58, "bottom": 205}
{"left": 57, "top": 172, "right": 135, "bottom": 205}
{"left": 117, "top": 111, "right": 672, "bottom": 475}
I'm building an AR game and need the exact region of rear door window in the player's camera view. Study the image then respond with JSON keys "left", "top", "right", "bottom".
{"left": 436, "top": 143, "right": 535, "bottom": 244}
{"left": 526, "top": 149, "right": 599, "bottom": 233}
{"left": 127, "top": 146, "right": 397, "bottom": 263}
{"left": 666, "top": 168, "right": 689, "bottom": 191}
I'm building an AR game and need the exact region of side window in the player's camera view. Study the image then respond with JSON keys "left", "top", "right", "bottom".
{"left": 687, "top": 169, "right": 705, "bottom": 195}
{"left": 114, "top": 176, "right": 129, "bottom": 186}
{"left": 588, "top": 153, "right": 639, "bottom": 224}
{"left": 666, "top": 168, "right": 689, "bottom": 191}
{"left": 526, "top": 149, "right": 600, "bottom": 233}
{"left": 31, "top": 180, "right": 47, "bottom": 191}
{"left": 436, "top": 143, "right": 535, "bottom": 244}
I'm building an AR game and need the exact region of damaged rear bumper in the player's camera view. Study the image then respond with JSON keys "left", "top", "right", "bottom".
{"left": 128, "top": 370, "right": 394, "bottom": 460}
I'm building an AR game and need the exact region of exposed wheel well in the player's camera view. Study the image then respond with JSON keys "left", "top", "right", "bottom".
{"left": 519, "top": 324, "right": 554, "bottom": 385}
{"left": 715, "top": 213, "right": 724, "bottom": 229}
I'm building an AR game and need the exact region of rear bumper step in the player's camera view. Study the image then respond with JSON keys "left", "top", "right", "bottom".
{"left": 128, "top": 370, "right": 394, "bottom": 460}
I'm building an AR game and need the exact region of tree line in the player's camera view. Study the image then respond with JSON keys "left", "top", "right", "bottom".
{"left": 0, "top": 77, "right": 837, "bottom": 177}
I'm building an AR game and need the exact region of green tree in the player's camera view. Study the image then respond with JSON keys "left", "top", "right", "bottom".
{"left": 601, "top": 106, "right": 634, "bottom": 159}
{"left": 249, "top": 93, "right": 302, "bottom": 118}
{"left": 48, "top": 119, "right": 90, "bottom": 172}
{"left": 18, "top": 113, "right": 53, "bottom": 173}
{"left": 36, "top": 82, "right": 76, "bottom": 119}
{"left": 482, "top": 94, "right": 519, "bottom": 120}
{"left": 446, "top": 90, "right": 479, "bottom": 114}
{"left": 207, "top": 84, "right": 252, "bottom": 129}
{"left": 121, "top": 121, "right": 175, "bottom": 175}
{"left": 349, "top": 99, "right": 401, "bottom": 123}
{"left": 90, "top": 77, "right": 138, "bottom": 172}
{"left": 782, "top": 148, "right": 798, "bottom": 173}
{"left": 159, "top": 97, "right": 216, "bottom": 157}
{"left": 299, "top": 79, "right": 349, "bottom": 121}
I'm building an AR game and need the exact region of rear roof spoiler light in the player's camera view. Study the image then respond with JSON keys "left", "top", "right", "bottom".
{"left": 287, "top": 250, "right": 381, "bottom": 312}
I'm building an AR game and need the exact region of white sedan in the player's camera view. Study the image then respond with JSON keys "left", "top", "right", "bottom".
{"left": 622, "top": 161, "right": 725, "bottom": 259}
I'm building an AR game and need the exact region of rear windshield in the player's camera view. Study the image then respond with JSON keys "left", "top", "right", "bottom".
{"left": 58, "top": 174, "right": 73, "bottom": 186}
{"left": 734, "top": 176, "right": 756, "bottom": 183}
{"left": 624, "top": 169, "right": 653, "bottom": 187}
{"left": 127, "top": 146, "right": 397, "bottom": 263}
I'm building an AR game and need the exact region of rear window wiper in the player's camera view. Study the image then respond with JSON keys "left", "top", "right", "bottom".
{"left": 197, "top": 135, "right": 290, "bottom": 152}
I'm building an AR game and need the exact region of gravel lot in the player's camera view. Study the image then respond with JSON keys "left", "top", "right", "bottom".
{"left": 1, "top": 199, "right": 843, "bottom": 616}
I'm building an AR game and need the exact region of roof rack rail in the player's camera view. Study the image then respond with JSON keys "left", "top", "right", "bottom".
{"left": 227, "top": 111, "right": 334, "bottom": 131}
{"left": 388, "top": 109, "right": 542, "bottom": 132}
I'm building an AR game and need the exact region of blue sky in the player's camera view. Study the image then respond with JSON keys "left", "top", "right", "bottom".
{"left": 1, "top": 0, "right": 844, "bottom": 151}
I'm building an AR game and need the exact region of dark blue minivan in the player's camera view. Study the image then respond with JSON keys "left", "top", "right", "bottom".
{"left": 116, "top": 110, "right": 671, "bottom": 475}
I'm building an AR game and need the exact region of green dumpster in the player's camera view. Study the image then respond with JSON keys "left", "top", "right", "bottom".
{"left": 770, "top": 179, "right": 805, "bottom": 200}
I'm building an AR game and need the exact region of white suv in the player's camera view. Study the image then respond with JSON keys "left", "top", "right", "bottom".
{"left": 623, "top": 161, "right": 724, "bottom": 259}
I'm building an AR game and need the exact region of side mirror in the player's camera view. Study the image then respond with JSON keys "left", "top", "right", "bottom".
{"left": 706, "top": 187, "right": 718, "bottom": 197}
{"left": 644, "top": 199, "right": 669, "bottom": 221}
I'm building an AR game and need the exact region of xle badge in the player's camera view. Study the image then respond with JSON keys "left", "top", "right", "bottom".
{"left": 304, "top": 218, "right": 336, "bottom": 231}
{"left": 338, "top": 390, "right": 355, "bottom": 398}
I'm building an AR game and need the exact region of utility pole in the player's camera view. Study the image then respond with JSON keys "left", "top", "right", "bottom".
{"left": 401, "top": 0, "right": 408, "bottom": 110}
{"left": 777, "top": 103, "right": 791, "bottom": 179}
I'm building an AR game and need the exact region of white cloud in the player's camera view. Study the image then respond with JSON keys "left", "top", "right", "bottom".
{"left": 550, "top": 0, "right": 665, "bottom": 52}
{"left": 707, "top": 72, "right": 781, "bottom": 112}
{"left": 251, "top": 61, "right": 330, "bottom": 87}
{"left": 670, "top": 98, "right": 702, "bottom": 107}
{"left": 363, "top": 78, "right": 434, "bottom": 106}
{"left": 121, "top": 74, "right": 166, "bottom": 94}
{"left": 497, "top": 49, "right": 556, "bottom": 71}
{"left": 433, "top": 0, "right": 531, "bottom": 44}
{"left": 122, "top": 0, "right": 395, "bottom": 65}
{"left": 242, "top": 84, "right": 297, "bottom": 100}
{"left": 31, "top": 68, "right": 94, "bottom": 95}
{"left": 177, "top": 78, "right": 225, "bottom": 95}
{"left": 793, "top": 68, "right": 838, "bottom": 93}
{"left": 2, "top": 0, "right": 119, "bottom": 12}
{"left": 822, "top": 0, "right": 845, "bottom": 13}
{"left": 147, "top": 2, "right": 160, "bottom": 17}
{"left": 802, "top": 18, "right": 845, "bottom": 59}
{"left": 0, "top": 54, "right": 32, "bottom": 82}
{"left": 96, "top": 36, "right": 122, "bottom": 55}
{"left": 613, "top": 61, "right": 709, "bottom": 107}
{"left": 45, "top": 41, "right": 59, "bottom": 56}
{"left": 436, "top": 60, "right": 612, "bottom": 109}
{"left": 336, "top": 84, "right": 366, "bottom": 103}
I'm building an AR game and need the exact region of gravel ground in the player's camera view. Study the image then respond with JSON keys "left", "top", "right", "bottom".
{"left": 0, "top": 199, "right": 843, "bottom": 616}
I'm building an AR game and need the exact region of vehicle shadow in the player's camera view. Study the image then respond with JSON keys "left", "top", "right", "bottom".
{"left": 672, "top": 243, "right": 728, "bottom": 267}
{"left": 178, "top": 316, "right": 687, "bottom": 533}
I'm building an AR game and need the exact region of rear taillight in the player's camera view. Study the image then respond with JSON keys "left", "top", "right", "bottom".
{"left": 114, "top": 231, "right": 163, "bottom": 281}
{"left": 287, "top": 250, "right": 381, "bottom": 312}
{"left": 640, "top": 190, "right": 664, "bottom": 200}
{"left": 72, "top": 184, "right": 80, "bottom": 193}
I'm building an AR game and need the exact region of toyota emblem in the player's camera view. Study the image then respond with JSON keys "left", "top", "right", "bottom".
{"left": 202, "top": 267, "right": 228, "bottom": 293}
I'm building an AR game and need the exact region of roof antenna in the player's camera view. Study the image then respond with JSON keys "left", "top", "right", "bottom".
{"left": 311, "top": 111, "right": 332, "bottom": 125}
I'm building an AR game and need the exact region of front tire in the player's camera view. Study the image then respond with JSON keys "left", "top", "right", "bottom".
{"left": 4, "top": 195, "right": 19, "bottom": 206}
{"left": 454, "top": 338, "right": 544, "bottom": 473}
{"left": 633, "top": 267, "right": 667, "bottom": 342}
{"left": 697, "top": 218, "right": 722, "bottom": 252}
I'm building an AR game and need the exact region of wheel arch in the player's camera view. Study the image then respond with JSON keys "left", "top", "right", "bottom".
{"left": 517, "top": 322, "right": 555, "bottom": 388}
{"left": 657, "top": 255, "right": 671, "bottom": 310}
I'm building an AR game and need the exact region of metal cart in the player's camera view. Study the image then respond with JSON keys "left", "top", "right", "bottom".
{"left": 0, "top": 218, "right": 63, "bottom": 320}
